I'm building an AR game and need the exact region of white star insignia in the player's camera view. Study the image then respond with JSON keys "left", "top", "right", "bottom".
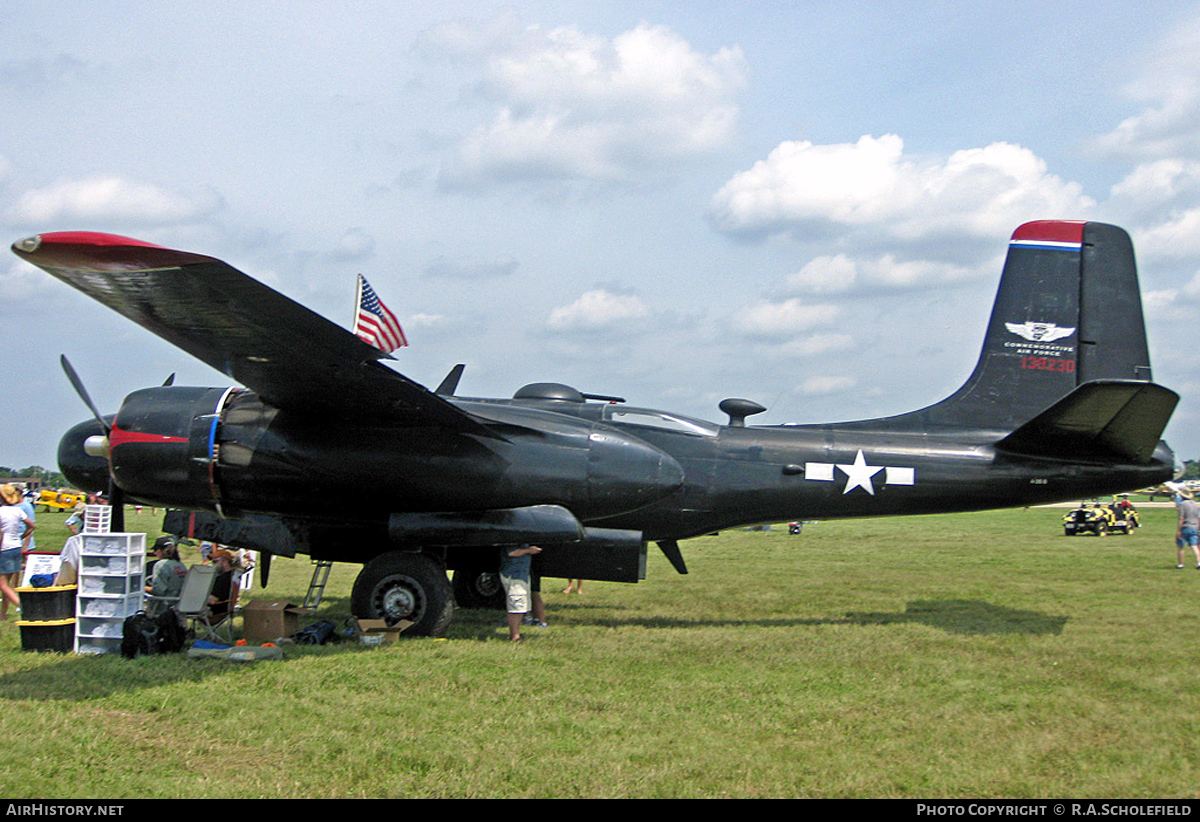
{"left": 803, "top": 453, "right": 915, "bottom": 494}
{"left": 836, "top": 449, "right": 883, "bottom": 495}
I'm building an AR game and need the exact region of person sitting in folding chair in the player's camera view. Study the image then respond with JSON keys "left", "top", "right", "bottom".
{"left": 175, "top": 554, "right": 240, "bottom": 643}
{"left": 207, "top": 548, "right": 241, "bottom": 624}
{"left": 144, "top": 537, "right": 187, "bottom": 618}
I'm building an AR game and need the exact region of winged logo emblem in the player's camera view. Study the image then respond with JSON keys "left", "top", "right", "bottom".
{"left": 1005, "top": 322, "right": 1075, "bottom": 342}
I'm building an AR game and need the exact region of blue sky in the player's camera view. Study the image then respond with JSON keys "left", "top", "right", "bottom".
{"left": 4, "top": 1, "right": 1200, "bottom": 470}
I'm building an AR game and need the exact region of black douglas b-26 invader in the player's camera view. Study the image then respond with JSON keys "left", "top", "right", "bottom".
{"left": 12, "top": 220, "right": 1180, "bottom": 636}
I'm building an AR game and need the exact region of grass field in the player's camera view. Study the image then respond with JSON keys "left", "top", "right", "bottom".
{"left": 1, "top": 504, "right": 1197, "bottom": 798}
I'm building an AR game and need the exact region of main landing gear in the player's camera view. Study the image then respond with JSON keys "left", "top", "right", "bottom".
{"left": 350, "top": 551, "right": 455, "bottom": 638}
{"left": 450, "top": 563, "right": 505, "bottom": 611}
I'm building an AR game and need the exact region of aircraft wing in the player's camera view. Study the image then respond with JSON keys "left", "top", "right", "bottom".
{"left": 13, "top": 231, "right": 497, "bottom": 437}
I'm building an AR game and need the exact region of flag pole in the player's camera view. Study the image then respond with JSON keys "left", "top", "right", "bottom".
{"left": 352, "top": 273, "right": 364, "bottom": 337}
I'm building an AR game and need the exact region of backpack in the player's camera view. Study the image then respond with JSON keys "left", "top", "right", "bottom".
{"left": 120, "top": 610, "right": 188, "bottom": 658}
{"left": 293, "top": 619, "right": 338, "bottom": 645}
{"left": 154, "top": 609, "right": 187, "bottom": 654}
{"left": 121, "top": 611, "right": 159, "bottom": 659}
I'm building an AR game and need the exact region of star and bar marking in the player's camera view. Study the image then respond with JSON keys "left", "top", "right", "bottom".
{"left": 804, "top": 450, "right": 915, "bottom": 495}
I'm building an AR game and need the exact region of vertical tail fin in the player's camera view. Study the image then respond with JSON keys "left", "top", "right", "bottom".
{"left": 913, "top": 221, "right": 1154, "bottom": 432}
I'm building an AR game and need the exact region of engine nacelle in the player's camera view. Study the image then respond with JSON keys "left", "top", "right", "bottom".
{"left": 108, "top": 386, "right": 232, "bottom": 509}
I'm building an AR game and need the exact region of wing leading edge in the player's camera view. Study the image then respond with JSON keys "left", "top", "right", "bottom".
{"left": 13, "top": 231, "right": 497, "bottom": 437}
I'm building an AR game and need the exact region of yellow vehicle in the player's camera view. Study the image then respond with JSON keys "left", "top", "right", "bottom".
{"left": 36, "top": 488, "right": 85, "bottom": 513}
{"left": 1108, "top": 497, "right": 1141, "bottom": 534}
{"left": 1062, "top": 503, "right": 1116, "bottom": 536}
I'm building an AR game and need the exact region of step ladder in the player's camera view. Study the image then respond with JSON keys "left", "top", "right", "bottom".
{"left": 303, "top": 560, "right": 334, "bottom": 611}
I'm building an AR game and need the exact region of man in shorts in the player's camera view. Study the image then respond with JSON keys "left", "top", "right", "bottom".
{"left": 499, "top": 544, "right": 546, "bottom": 642}
{"left": 1175, "top": 494, "right": 1200, "bottom": 569}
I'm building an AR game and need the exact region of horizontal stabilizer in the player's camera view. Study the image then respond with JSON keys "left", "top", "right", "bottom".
{"left": 995, "top": 380, "right": 1178, "bottom": 464}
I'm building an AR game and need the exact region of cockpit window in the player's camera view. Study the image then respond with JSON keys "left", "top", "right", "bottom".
{"left": 603, "top": 406, "right": 719, "bottom": 437}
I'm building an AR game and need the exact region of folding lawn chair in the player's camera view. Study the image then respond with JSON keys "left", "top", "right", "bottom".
{"left": 143, "top": 590, "right": 180, "bottom": 619}
{"left": 174, "top": 564, "right": 236, "bottom": 645}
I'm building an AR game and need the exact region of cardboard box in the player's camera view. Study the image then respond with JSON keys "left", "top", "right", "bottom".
{"left": 242, "top": 600, "right": 306, "bottom": 644}
{"left": 352, "top": 618, "right": 411, "bottom": 646}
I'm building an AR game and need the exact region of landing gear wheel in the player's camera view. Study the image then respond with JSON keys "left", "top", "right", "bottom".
{"left": 452, "top": 567, "right": 505, "bottom": 610}
{"left": 351, "top": 552, "right": 455, "bottom": 637}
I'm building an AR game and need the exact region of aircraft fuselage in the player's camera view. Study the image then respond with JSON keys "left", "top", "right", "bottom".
{"left": 58, "top": 385, "right": 1176, "bottom": 548}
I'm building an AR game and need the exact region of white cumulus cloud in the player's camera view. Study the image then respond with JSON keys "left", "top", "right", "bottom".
{"left": 1110, "top": 158, "right": 1200, "bottom": 211}
{"left": 6, "top": 176, "right": 221, "bottom": 226}
{"left": 1134, "top": 208, "right": 1200, "bottom": 262}
{"left": 732, "top": 298, "right": 839, "bottom": 339}
{"left": 548, "top": 288, "right": 649, "bottom": 331}
{"left": 1093, "top": 18, "right": 1200, "bottom": 160}
{"left": 433, "top": 22, "right": 748, "bottom": 187}
{"left": 709, "top": 135, "right": 1093, "bottom": 245}
{"left": 786, "top": 252, "right": 977, "bottom": 294}
{"left": 799, "top": 375, "right": 857, "bottom": 396}
{"left": 330, "top": 227, "right": 376, "bottom": 262}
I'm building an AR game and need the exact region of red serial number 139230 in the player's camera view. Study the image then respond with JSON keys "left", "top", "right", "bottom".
{"left": 1020, "top": 355, "right": 1075, "bottom": 372}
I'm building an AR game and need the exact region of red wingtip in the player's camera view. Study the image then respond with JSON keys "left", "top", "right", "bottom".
{"left": 12, "top": 231, "right": 210, "bottom": 270}
{"left": 31, "top": 231, "right": 168, "bottom": 249}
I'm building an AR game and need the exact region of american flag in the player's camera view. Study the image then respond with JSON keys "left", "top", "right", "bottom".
{"left": 353, "top": 274, "right": 408, "bottom": 352}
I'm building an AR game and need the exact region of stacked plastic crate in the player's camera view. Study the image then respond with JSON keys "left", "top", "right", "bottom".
{"left": 74, "top": 507, "right": 145, "bottom": 655}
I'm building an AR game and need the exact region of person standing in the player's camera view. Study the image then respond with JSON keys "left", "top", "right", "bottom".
{"left": 1175, "top": 494, "right": 1200, "bottom": 569}
{"left": 499, "top": 544, "right": 545, "bottom": 642}
{"left": 0, "top": 485, "right": 35, "bottom": 619}
{"left": 14, "top": 484, "right": 35, "bottom": 554}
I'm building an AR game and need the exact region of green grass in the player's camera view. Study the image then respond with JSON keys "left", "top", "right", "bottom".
{"left": 1, "top": 505, "right": 1198, "bottom": 798}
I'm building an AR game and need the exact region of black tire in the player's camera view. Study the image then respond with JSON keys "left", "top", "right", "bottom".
{"left": 351, "top": 552, "right": 455, "bottom": 637}
{"left": 452, "top": 567, "right": 505, "bottom": 610}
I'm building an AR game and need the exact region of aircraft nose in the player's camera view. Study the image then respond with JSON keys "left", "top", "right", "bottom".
{"left": 586, "top": 428, "right": 684, "bottom": 514}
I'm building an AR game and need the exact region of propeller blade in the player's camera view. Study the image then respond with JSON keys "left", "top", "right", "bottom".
{"left": 260, "top": 552, "right": 272, "bottom": 587}
{"left": 162, "top": 373, "right": 176, "bottom": 386}
{"left": 60, "top": 355, "right": 110, "bottom": 435}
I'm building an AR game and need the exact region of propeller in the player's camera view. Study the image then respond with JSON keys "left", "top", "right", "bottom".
{"left": 59, "top": 354, "right": 125, "bottom": 531}
{"left": 61, "top": 355, "right": 110, "bottom": 435}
